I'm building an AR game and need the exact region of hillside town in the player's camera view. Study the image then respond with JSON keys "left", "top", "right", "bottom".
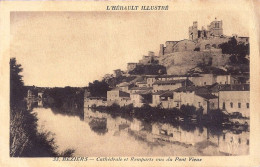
{"left": 84, "top": 18, "right": 250, "bottom": 119}
{"left": 9, "top": 7, "right": 256, "bottom": 158}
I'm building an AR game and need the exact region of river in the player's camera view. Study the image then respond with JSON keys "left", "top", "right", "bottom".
{"left": 32, "top": 106, "right": 249, "bottom": 156}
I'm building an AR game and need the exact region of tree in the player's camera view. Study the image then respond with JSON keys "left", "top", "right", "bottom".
{"left": 219, "top": 37, "right": 249, "bottom": 65}
{"left": 180, "top": 104, "right": 197, "bottom": 117}
{"left": 88, "top": 80, "right": 110, "bottom": 97}
{"left": 10, "top": 58, "right": 26, "bottom": 107}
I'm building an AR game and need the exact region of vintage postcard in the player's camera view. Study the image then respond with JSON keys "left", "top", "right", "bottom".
{"left": 0, "top": 0, "right": 260, "bottom": 167}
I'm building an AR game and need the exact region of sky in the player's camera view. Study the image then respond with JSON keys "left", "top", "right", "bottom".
{"left": 10, "top": 11, "right": 249, "bottom": 87}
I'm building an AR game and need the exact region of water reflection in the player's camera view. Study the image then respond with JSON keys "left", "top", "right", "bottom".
{"left": 33, "top": 107, "right": 249, "bottom": 156}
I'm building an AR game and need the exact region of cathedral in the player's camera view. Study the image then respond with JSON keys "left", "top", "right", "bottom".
{"left": 189, "top": 18, "right": 223, "bottom": 41}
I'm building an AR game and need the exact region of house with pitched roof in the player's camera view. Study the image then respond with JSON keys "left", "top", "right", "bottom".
{"left": 174, "top": 86, "right": 218, "bottom": 114}
{"left": 107, "top": 88, "right": 132, "bottom": 107}
{"left": 130, "top": 89, "right": 152, "bottom": 108}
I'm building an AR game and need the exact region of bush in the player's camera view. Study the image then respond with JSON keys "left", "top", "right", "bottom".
{"left": 219, "top": 37, "right": 249, "bottom": 65}
{"left": 10, "top": 108, "right": 58, "bottom": 157}
{"left": 180, "top": 104, "right": 197, "bottom": 116}
{"left": 208, "top": 109, "right": 228, "bottom": 123}
{"left": 141, "top": 103, "right": 153, "bottom": 110}
{"left": 107, "top": 103, "right": 120, "bottom": 111}
{"left": 124, "top": 104, "right": 134, "bottom": 111}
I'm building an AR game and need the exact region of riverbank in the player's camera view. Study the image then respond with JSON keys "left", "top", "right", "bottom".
{"left": 10, "top": 102, "right": 75, "bottom": 157}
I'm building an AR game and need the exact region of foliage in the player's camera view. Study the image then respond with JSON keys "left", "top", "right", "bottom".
{"left": 180, "top": 104, "right": 197, "bottom": 116}
{"left": 10, "top": 58, "right": 26, "bottom": 107}
{"left": 219, "top": 37, "right": 249, "bottom": 64}
{"left": 207, "top": 109, "right": 228, "bottom": 123}
{"left": 10, "top": 108, "right": 59, "bottom": 157}
{"left": 107, "top": 103, "right": 121, "bottom": 110}
{"left": 88, "top": 80, "right": 110, "bottom": 97}
{"left": 43, "top": 87, "right": 84, "bottom": 116}
{"left": 106, "top": 76, "right": 137, "bottom": 88}
{"left": 129, "top": 64, "right": 167, "bottom": 75}
{"left": 59, "top": 149, "right": 75, "bottom": 157}
{"left": 9, "top": 58, "right": 75, "bottom": 157}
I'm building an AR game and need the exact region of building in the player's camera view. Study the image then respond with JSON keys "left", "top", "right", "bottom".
{"left": 84, "top": 97, "right": 107, "bottom": 108}
{"left": 159, "top": 90, "right": 175, "bottom": 109}
{"left": 27, "top": 89, "right": 35, "bottom": 99}
{"left": 156, "top": 75, "right": 191, "bottom": 81}
{"left": 174, "top": 86, "right": 218, "bottom": 114}
{"left": 129, "top": 87, "right": 152, "bottom": 94}
{"left": 146, "top": 75, "right": 158, "bottom": 87}
{"left": 159, "top": 40, "right": 196, "bottom": 56}
{"left": 232, "top": 34, "right": 249, "bottom": 44}
{"left": 127, "top": 63, "right": 138, "bottom": 72}
{"left": 103, "top": 74, "right": 114, "bottom": 82}
{"left": 130, "top": 90, "right": 152, "bottom": 107}
{"left": 113, "top": 69, "right": 123, "bottom": 77}
{"left": 135, "top": 81, "right": 148, "bottom": 88}
{"left": 152, "top": 79, "right": 192, "bottom": 93}
{"left": 218, "top": 84, "right": 250, "bottom": 118}
{"left": 152, "top": 90, "right": 168, "bottom": 107}
{"left": 107, "top": 88, "right": 131, "bottom": 106}
{"left": 38, "top": 92, "right": 43, "bottom": 99}
{"left": 232, "top": 74, "right": 250, "bottom": 84}
{"left": 190, "top": 74, "right": 216, "bottom": 86}
{"left": 139, "top": 51, "right": 159, "bottom": 65}
{"left": 116, "top": 82, "right": 132, "bottom": 93}
{"left": 158, "top": 19, "right": 248, "bottom": 56}
{"left": 189, "top": 18, "right": 223, "bottom": 41}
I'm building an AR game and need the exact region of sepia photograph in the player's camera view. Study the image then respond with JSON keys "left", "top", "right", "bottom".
{"left": 9, "top": 10, "right": 251, "bottom": 158}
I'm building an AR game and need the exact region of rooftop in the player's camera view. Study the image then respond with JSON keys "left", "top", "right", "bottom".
{"left": 136, "top": 81, "right": 147, "bottom": 84}
{"left": 153, "top": 79, "right": 188, "bottom": 85}
{"left": 219, "top": 84, "right": 250, "bottom": 91}
{"left": 152, "top": 90, "right": 169, "bottom": 95}
{"left": 155, "top": 74, "right": 200, "bottom": 79}
{"left": 160, "top": 90, "right": 174, "bottom": 98}
{"left": 130, "top": 87, "right": 152, "bottom": 90}
{"left": 195, "top": 93, "right": 218, "bottom": 99}
{"left": 131, "top": 90, "right": 152, "bottom": 95}
{"left": 117, "top": 82, "right": 131, "bottom": 87}
{"left": 110, "top": 87, "right": 121, "bottom": 91}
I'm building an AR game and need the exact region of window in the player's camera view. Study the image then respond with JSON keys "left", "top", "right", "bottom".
{"left": 198, "top": 102, "right": 201, "bottom": 107}
{"left": 238, "top": 138, "right": 241, "bottom": 144}
{"left": 204, "top": 82, "right": 207, "bottom": 85}
{"left": 223, "top": 102, "right": 226, "bottom": 109}
{"left": 215, "top": 23, "right": 219, "bottom": 28}
{"left": 230, "top": 102, "right": 233, "bottom": 108}
{"left": 223, "top": 134, "right": 225, "bottom": 140}
{"left": 246, "top": 103, "right": 249, "bottom": 108}
{"left": 238, "top": 103, "right": 241, "bottom": 108}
